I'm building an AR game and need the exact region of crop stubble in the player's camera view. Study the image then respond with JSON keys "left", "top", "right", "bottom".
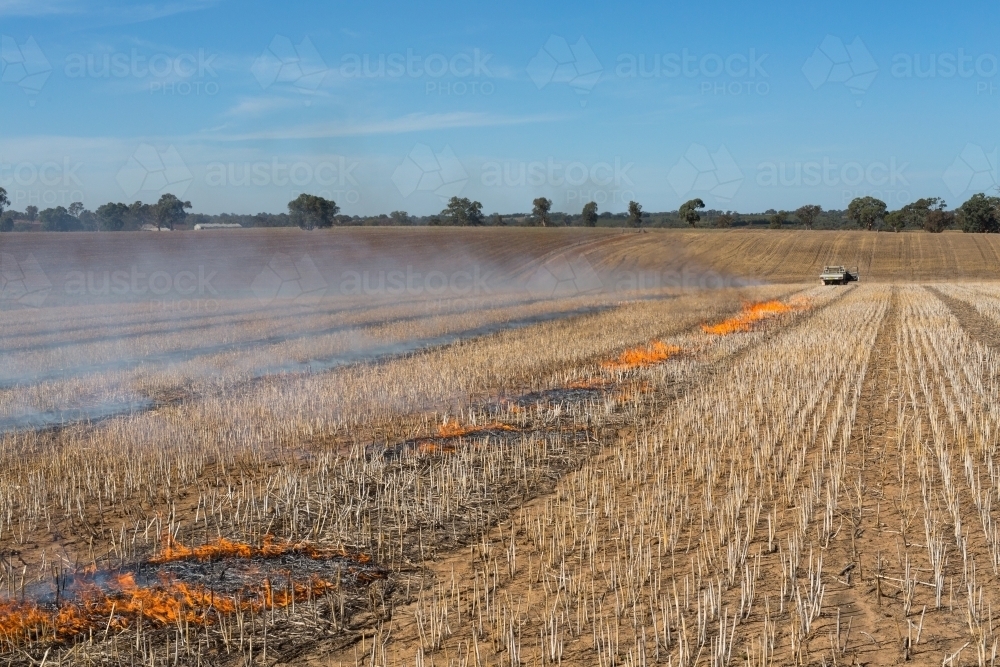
{"left": 5, "top": 230, "right": 1000, "bottom": 665}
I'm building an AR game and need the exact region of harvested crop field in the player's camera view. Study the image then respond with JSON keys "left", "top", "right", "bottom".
{"left": 2, "top": 229, "right": 1000, "bottom": 666}
{"left": 4, "top": 228, "right": 1000, "bottom": 303}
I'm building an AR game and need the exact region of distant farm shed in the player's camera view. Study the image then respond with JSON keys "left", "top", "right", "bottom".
{"left": 193, "top": 223, "right": 243, "bottom": 230}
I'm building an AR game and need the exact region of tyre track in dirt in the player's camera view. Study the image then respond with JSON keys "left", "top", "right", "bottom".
{"left": 810, "top": 286, "right": 915, "bottom": 665}
{"left": 814, "top": 287, "right": 981, "bottom": 666}
{"left": 926, "top": 285, "right": 1000, "bottom": 350}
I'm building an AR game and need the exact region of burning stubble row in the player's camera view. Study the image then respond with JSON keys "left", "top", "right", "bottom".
{"left": 0, "top": 288, "right": 788, "bottom": 556}
{"left": 0, "top": 286, "right": 820, "bottom": 660}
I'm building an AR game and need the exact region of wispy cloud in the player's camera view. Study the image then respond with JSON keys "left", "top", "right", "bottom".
{"left": 0, "top": 0, "right": 219, "bottom": 21}
{"left": 205, "top": 111, "right": 563, "bottom": 141}
{"left": 223, "top": 96, "right": 319, "bottom": 119}
{"left": 100, "top": 0, "right": 220, "bottom": 24}
{"left": 0, "top": 0, "right": 77, "bottom": 16}
{"left": 0, "top": 112, "right": 561, "bottom": 156}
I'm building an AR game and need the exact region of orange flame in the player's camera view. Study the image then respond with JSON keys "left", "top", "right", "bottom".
{"left": 151, "top": 535, "right": 370, "bottom": 564}
{"left": 0, "top": 574, "right": 337, "bottom": 647}
{"left": 409, "top": 419, "right": 521, "bottom": 456}
{"left": 701, "top": 299, "right": 806, "bottom": 336}
{"left": 415, "top": 440, "right": 456, "bottom": 455}
{"left": 0, "top": 537, "right": 382, "bottom": 649}
{"left": 601, "top": 342, "right": 681, "bottom": 371}
{"left": 435, "top": 419, "right": 517, "bottom": 439}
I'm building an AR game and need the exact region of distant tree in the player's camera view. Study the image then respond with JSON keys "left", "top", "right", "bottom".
{"left": 532, "top": 197, "right": 552, "bottom": 227}
{"left": 488, "top": 212, "right": 504, "bottom": 226}
{"left": 581, "top": 201, "right": 598, "bottom": 227}
{"left": 794, "top": 204, "right": 822, "bottom": 229}
{"left": 885, "top": 197, "right": 946, "bottom": 233}
{"left": 442, "top": 197, "right": 468, "bottom": 225}
{"left": 714, "top": 212, "right": 735, "bottom": 228}
{"left": 958, "top": 193, "right": 1000, "bottom": 233}
{"left": 68, "top": 201, "right": 84, "bottom": 218}
{"left": 884, "top": 209, "right": 906, "bottom": 233}
{"left": 679, "top": 198, "right": 705, "bottom": 227}
{"left": 768, "top": 210, "right": 787, "bottom": 229}
{"left": 127, "top": 201, "right": 152, "bottom": 229}
{"left": 466, "top": 199, "right": 484, "bottom": 226}
{"left": 924, "top": 207, "right": 955, "bottom": 233}
{"left": 78, "top": 209, "right": 98, "bottom": 231}
{"left": 40, "top": 206, "right": 80, "bottom": 231}
{"left": 846, "top": 196, "right": 887, "bottom": 230}
{"left": 24, "top": 205, "right": 37, "bottom": 222}
{"left": 288, "top": 194, "right": 339, "bottom": 229}
{"left": 389, "top": 210, "right": 410, "bottom": 225}
{"left": 440, "top": 197, "right": 484, "bottom": 225}
{"left": 153, "top": 194, "right": 192, "bottom": 230}
{"left": 627, "top": 200, "right": 643, "bottom": 228}
{"left": 96, "top": 202, "right": 130, "bottom": 231}
{"left": 914, "top": 198, "right": 947, "bottom": 230}
{"left": 0, "top": 189, "right": 9, "bottom": 232}
{"left": 428, "top": 215, "right": 443, "bottom": 226}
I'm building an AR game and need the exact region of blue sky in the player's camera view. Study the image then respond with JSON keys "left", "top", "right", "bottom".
{"left": 2, "top": 0, "right": 1000, "bottom": 216}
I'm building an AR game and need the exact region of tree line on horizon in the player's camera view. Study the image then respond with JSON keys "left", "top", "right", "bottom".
{"left": 4, "top": 189, "right": 1000, "bottom": 234}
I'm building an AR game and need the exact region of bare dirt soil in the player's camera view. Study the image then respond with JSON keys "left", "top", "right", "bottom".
{"left": 4, "top": 228, "right": 1000, "bottom": 308}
